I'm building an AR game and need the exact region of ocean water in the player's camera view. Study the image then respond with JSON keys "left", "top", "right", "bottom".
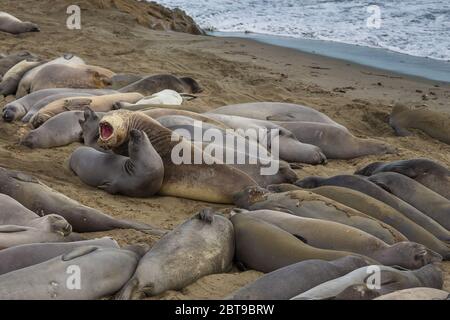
{"left": 156, "top": 0, "right": 450, "bottom": 62}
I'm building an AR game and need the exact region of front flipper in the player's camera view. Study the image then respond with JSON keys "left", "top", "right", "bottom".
{"left": 0, "top": 225, "right": 28, "bottom": 233}
{"left": 64, "top": 98, "right": 93, "bottom": 111}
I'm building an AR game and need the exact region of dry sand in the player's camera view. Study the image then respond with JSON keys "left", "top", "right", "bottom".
{"left": 1, "top": 0, "right": 449, "bottom": 298}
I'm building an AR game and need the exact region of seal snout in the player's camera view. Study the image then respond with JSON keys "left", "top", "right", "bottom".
{"left": 99, "top": 122, "right": 114, "bottom": 140}
{"left": 2, "top": 108, "right": 14, "bottom": 122}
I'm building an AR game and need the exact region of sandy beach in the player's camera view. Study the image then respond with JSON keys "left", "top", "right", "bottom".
{"left": 1, "top": 0, "right": 449, "bottom": 298}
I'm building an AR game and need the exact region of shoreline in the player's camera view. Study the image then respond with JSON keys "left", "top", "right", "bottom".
{"left": 209, "top": 31, "right": 450, "bottom": 84}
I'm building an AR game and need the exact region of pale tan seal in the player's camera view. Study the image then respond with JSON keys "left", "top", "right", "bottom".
{"left": 0, "top": 59, "right": 42, "bottom": 96}
{"left": 0, "top": 12, "right": 39, "bottom": 35}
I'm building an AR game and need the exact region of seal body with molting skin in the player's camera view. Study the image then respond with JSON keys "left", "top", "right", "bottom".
{"left": 0, "top": 246, "right": 139, "bottom": 300}
{"left": 28, "top": 63, "right": 115, "bottom": 94}
{"left": 16, "top": 54, "right": 85, "bottom": 98}
{"left": 97, "top": 110, "right": 258, "bottom": 203}
{"left": 227, "top": 256, "right": 369, "bottom": 300}
{"left": 291, "top": 263, "right": 443, "bottom": 300}
{"left": 117, "top": 209, "right": 234, "bottom": 299}
{"left": 356, "top": 158, "right": 450, "bottom": 200}
{"left": 29, "top": 92, "right": 142, "bottom": 128}
{"left": 117, "top": 89, "right": 184, "bottom": 108}
{"left": 368, "top": 172, "right": 450, "bottom": 230}
{"left": 233, "top": 186, "right": 406, "bottom": 244}
{"left": 0, "top": 60, "right": 42, "bottom": 96}
{"left": 374, "top": 287, "right": 450, "bottom": 300}
{"left": 0, "top": 12, "right": 39, "bottom": 35}
{"left": 390, "top": 104, "right": 450, "bottom": 144}
{"left": 0, "top": 167, "right": 163, "bottom": 233}
{"left": 235, "top": 209, "right": 442, "bottom": 269}
{"left": 119, "top": 74, "right": 202, "bottom": 95}
{"left": 70, "top": 129, "right": 164, "bottom": 197}
{"left": 0, "top": 237, "right": 119, "bottom": 275}
{"left": 278, "top": 121, "right": 395, "bottom": 159}
{"left": 231, "top": 213, "right": 377, "bottom": 273}
{"left": 295, "top": 175, "right": 450, "bottom": 242}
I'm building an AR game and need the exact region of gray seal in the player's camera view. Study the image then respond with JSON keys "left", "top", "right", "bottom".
{"left": 0, "top": 51, "right": 36, "bottom": 76}
{"left": 117, "top": 209, "right": 234, "bottom": 299}
{"left": 69, "top": 129, "right": 164, "bottom": 197}
{"left": 119, "top": 74, "right": 202, "bottom": 95}
{"left": 0, "top": 12, "right": 39, "bottom": 35}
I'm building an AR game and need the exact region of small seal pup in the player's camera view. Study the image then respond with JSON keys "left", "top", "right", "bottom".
{"left": 234, "top": 208, "right": 442, "bottom": 269}
{"left": 0, "top": 246, "right": 140, "bottom": 300}
{"left": 356, "top": 158, "right": 450, "bottom": 200}
{"left": 233, "top": 186, "right": 406, "bottom": 244}
{"left": 295, "top": 175, "right": 450, "bottom": 242}
{"left": 119, "top": 74, "right": 202, "bottom": 95}
{"left": 97, "top": 110, "right": 258, "bottom": 203}
{"left": 0, "top": 237, "right": 119, "bottom": 275}
{"left": 0, "top": 59, "right": 42, "bottom": 96}
{"left": 0, "top": 166, "right": 164, "bottom": 233}
{"left": 390, "top": 104, "right": 450, "bottom": 144}
{"left": 227, "top": 256, "right": 369, "bottom": 300}
{"left": 291, "top": 263, "right": 443, "bottom": 300}
{"left": 0, "top": 12, "right": 39, "bottom": 35}
{"left": 29, "top": 92, "right": 142, "bottom": 128}
{"left": 368, "top": 172, "right": 450, "bottom": 230}
{"left": 231, "top": 213, "right": 377, "bottom": 273}
{"left": 374, "top": 287, "right": 450, "bottom": 300}
{"left": 117, "top": 209, "right": 234, "bottom": 299}
{"left": 69, "top": 129, "right": 164, "bottom": 197}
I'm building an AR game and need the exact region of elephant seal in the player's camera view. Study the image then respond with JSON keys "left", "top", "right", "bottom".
{"left": 117, "top": 209, "right": 234, "bottom": 299}
{"left": 0, "top": 237, "right": 119, "bottom": 275}
{"left": 0, "top": 12, "right": 39, "bottom": 35}
{"left": 231, "top": 213, "right": 376, "bottom": 273}
{"left": 97, "top": 110, "right": 258, "bottom": 203}
{"left": 277, "top": 121, "right": 395, "bottom": 159}
{"left": 0, "top": 51, "right": 36, "bottom": 76}
{"left": 0, "top": 59, "right": 42, "bottom": 96}
{"left": 0, "top": 166, "right": 164, "bottom": 233}
{"left": 116, "top": 89, "right": 184, "bottom": 108}
{"left": 119, "top": 74, "right": 202, "bottom": 95}
{"left": 209, "top": 102, "right": 345, "bottom": 129}
{"left": 356, "top": 158, "right": 450, "bottom": 200}
{"left": 16, "top": 54, "right": 85, "bottom": 98}
{"left": 107, "top": 73, "right": 142, "bottom": 90}
{"left": 292, "top": 263, "right": 443, "bottom": 300}
{"left": 368, "top": 172, "right": 450, "bottom": 230}
{"left": 2, "top": 88, "right": 114, "bottom": 122}
{"left": 233, "top": 186, "right": 406, "bottom": 244}
{"left": 234, "top": 208, "right": 442, "bottom": 269}
{"left": 227, "top": 256, "right": 369, "bottom": 300}
{"left": 204, "top": 113, "right": 327, "bottom": 164}
{"left": 390, "top": 104, "right": 450, "bottom": 144}
{"left": 0, "top": 193, "right": 72, "bottom": 233}
{"left": 70, "top": 129, "right": 164, "bottom": 197}
{"left": 79, "top": 108, "right": 108, "bottom": 150}
{"left": 305, "top": 185, "right": 450, "bottom": 258}
{"left": 0, "top": 246, "right": 139, "bottom": 299}
{"left": 29, "top": 92, "right": 142, "bottom": 128}
{"left": 374, "top": 287, "right": 450, "bottom": 300}
{"left": 295, "top": 175, "right": 450, "bottom": 242}
{"left": 28, "top": 63, "right": 115, "bottom": 94}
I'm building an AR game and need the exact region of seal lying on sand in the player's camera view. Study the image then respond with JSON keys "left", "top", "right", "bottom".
{"left": 0, "top": 237, "right": 119, "bottom": 275}
{"left": 227, "top": 256, "right": 369, "bottom": 300}
{"left": 0, "top": 246, "right": 139, "bottom": 300}
{"left": 390, "top": 104, "right": 450, "bottom": 144}
{"left": 292, "top": 263, "right": 443, "bottom": 300}
{"left": 0, "top": 167, "right": 163, "bottom": 233}
{"left": 16, "top": 54, "right": 85, "bottom": 98}
{"left": 116, "top": 89, "right": 184, "bottom": 108}
{"left": 374, "top": 287, "right": 450, "bottom": 300}
{"left": 0, "top": 59, "right": 42, "bottom": 96}
{"left": 28, "top": 63, "right": 115, "bottom": 94}
{"left": 2, "top": 88, "right": 114, "bottom": 122}
{"left": 278, "top": 121, "right": 395, "bottom": 159}
{"left": 356, "top": 158, "right": 450, "bottom": 200}
{"left": 0, "top": 51, "right": 36, "bottom": 76}
{"left": 97, "top": 110, "right": 258, "bottom": 203}
{"left": 368, "top": 172, "right": 450, "bottom": 230}
{"left": 29, "top": 92, "right": 142, "bottom": 128}
{"left": 119, "top": 74, "right": 202, "bottom": 95}
{"left": 0, "top": 12, "right": 39, "bottom": 35}
{"left": 234, "top": 208, "right": 441, "bottom": 269}
{"left": 295, "top": 175, "right": 450, "bottom": 242}
{"left": 231, "top": 213, "right": 376, "bottom": 273}
{"left": 117, "top": 209, "right": 234, "bottom": 299}
{"left": 70, "top": 129, "right": 164, "bottom": 197}
{"left": 233, "top": 186, "right": 406, "bottom": 244}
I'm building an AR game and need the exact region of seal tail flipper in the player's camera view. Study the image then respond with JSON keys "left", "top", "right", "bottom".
{"left": 116, "top": 278, "right": 142, "bottom": 300}
{"left": 119, "top": 220, "right": 168, "bottom": 236}
{"left": 180, "top": 93, "right": 198, "bottom": 101}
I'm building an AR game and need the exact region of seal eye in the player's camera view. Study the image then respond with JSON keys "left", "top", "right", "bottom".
{"left": 100, "top": 122, "right": 114, "bottom": 140}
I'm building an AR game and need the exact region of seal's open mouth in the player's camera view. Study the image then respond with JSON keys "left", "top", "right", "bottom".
{"left": 100, "top": 122, "right": 114, "bottom": 140}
